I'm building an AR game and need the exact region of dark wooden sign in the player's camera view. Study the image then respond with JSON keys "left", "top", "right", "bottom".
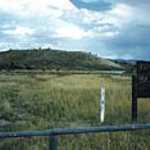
{"left": 132, "top": 61, "right": 150, "bottom": 121}
{"left": 137, "top": 61, "right": 150, "bottom": 98}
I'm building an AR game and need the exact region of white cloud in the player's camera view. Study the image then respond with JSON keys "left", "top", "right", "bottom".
{"left": 54, "top": 23, "right": 89, "bottom": 39}
{"left": 81, "top": 3, "right": 133, "bottom": 28}
{"left": 103, "top": 31, "right": 119, "bottom": 37}
{"left": 0, "top": 0, "right": 134, "bottom": 39}
{"left": 67, "top": 3, "right": 133, "bottom": 38}
{"left": 0, "top": 0, "right": 136, "bottom": 51}
{"left": 87, "top": 29, "right": 119, "bottom": 38}
{"left": 61, "top": 3, "right": 134, "bottom": 39}
{"left": 0, "top": 0, "right": 77, "bottom": 17}
{"left": 107, "top": 3, "right": 134, "bottom": 28}
{"left": 3, "top": 26, "right": 34, "bottom": 37}
{"left": 110, "top": 3, "right": 132, "bottom": 18}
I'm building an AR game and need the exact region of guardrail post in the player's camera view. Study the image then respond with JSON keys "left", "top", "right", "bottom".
{"left": 49, "top": 135, "right": 58, "bottom": 150}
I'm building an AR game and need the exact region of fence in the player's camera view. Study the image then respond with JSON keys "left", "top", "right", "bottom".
{"left": 0, "top": 123, "right": 150, "bottom": 150}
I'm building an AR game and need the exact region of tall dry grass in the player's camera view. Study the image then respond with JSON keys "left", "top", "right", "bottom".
{"left": 0, "top": 73, "right": 149, "bottom": 150}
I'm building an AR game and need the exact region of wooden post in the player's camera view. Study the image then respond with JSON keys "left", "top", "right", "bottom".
{"left": 132, "top": 75, "right": 138, "bottom": 122}
{"left": 100, "top": 83, "right": 105, "bottom": 123}
{"left": 49, "top": 136, "right": 58, "bottom": 150}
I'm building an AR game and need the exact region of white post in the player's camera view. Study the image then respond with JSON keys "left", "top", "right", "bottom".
{"left": 100, "top": 83, "right": 105, "bottom": 123}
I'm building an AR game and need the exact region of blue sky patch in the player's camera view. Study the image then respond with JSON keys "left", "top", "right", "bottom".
{"left": 71, "top": 0, "right": 112, "bottom": 11}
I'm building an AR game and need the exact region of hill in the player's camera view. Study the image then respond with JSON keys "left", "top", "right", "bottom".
{"left": 0, "top": 48, "right": 126, "bottom": 71}
{"left": 112, "top": 59, "right": 136, "bottom": 73}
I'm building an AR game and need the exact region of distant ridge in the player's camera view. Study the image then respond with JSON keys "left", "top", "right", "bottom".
{"left": 0, "top": 48, "right": 129, "bottom": 71}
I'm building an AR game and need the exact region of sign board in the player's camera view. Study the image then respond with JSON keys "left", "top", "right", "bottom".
{"left": 137, "top": 61, "right": 150, "bottom": 98}
{"left": 132, "top": 61, "right": 150, "bottom": 121}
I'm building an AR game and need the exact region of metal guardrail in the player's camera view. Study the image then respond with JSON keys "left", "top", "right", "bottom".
{"left": 0, "top": 123, "right": 150, "bottom": 150}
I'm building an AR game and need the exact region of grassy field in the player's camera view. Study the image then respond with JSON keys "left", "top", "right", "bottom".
{"left": 0, "top": 73, "right": 150, "bottom": 150}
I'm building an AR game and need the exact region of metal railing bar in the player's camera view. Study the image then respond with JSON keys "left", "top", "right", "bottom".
{"left": 0, "top": 123, "right": 150, "bottom": 139}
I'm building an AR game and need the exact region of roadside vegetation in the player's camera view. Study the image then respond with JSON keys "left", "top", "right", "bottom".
{"left": 0, "top": 73, "right": 149, "bottom": 150}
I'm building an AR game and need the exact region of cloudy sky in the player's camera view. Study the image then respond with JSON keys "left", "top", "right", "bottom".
{"left": 0, "top": 0, "right": 150, "bottom": 60}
